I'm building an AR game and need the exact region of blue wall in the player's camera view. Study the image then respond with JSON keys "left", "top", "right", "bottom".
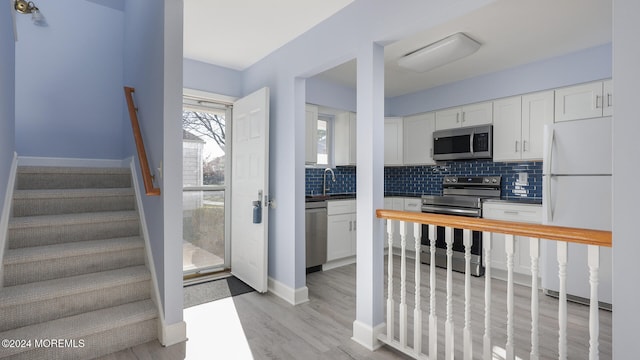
{"left": 183, "top": 58, "right": 243, "bottom": 98}
{"left": 124, "top": 0, "right": 184, "bottom": 326}
{"left": 306, "top": 160, "right": 542, "bottom": 200}
{"left": 306, "top": 76, "right": 356, "bottom": 112}
{"left": 14, "top": 0, "right": 125, "bottom": 159}
{"left": 387, "top": 43, "right": 612, "bottom": 117}
{"left": 1, "top": 7, "right": 16, "bottom": 196}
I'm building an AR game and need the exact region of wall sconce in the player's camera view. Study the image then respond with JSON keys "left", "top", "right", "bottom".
{"left": 14, "top": 0, "right": 47, "bottom": 26}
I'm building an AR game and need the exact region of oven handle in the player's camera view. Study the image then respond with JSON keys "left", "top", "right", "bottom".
{"left": 469, "top": 131, "right": 475, "bottom": 155}
{"left": 421, "top": 206, "right": 480, "bottom": 217}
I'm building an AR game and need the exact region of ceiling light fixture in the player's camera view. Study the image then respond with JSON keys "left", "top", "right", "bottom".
{"left": 398, "top": 32, "right": 481, "bottom": 73}
{"left": 14, "top": 0, "right": 47, "bottom": 26}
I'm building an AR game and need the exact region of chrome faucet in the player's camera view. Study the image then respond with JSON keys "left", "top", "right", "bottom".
{"left": 323, "top": 168, "right": 336, "bottom": 196}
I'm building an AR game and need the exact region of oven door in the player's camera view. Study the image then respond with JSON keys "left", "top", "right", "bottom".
{"left": 420, "top": 207, "right": 484, "bottom": 276}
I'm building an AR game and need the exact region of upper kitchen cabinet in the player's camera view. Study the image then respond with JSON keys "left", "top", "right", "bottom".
{"left": 384, "top": 117, "right": 403, "bottom": 166}
{"left": 554, "top": 80, "right": 613, "bottom": 122}
{"left": 305, "top": 104, "right": 319, "bottom": 164}
{"left": 493, "top": 90, "right": 553, "bottom": 162}
{"left": 403, "top": 112, "right": 436, "bottom": 165}
{"left": 435, "top": 101, "right": 493, "bottom": 131}
{"left": 335, "top": 111, "right": 357, "bottom": 166}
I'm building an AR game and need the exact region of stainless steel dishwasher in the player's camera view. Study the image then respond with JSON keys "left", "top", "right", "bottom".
{"left": 305, "top": 201, "right": 327, "bottom": 271}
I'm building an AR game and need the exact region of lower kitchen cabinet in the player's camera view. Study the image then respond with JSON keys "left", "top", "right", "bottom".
{"left": 482, "top": 201, "right": 542, "bottom": 284}
{"left": 326, "top": 200, "right": 356, "bottom": 262}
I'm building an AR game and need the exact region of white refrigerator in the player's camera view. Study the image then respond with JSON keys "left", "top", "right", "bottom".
{"left": 541, "top": 116, "right": 612, "bottom": 305}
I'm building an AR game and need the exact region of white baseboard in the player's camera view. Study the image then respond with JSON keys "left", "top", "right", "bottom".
{"left": 0, "top": 152, "right": 18, "bottom": 288}
{"left": 322, "top": 256, "right": 356, "bottom": 271}
{"left": 17, "top": 156, "right": 126, "bottom": 168}
{"left": 352, "top": 320, "right": 384, "bottom": 351}
{"left": 267, "top": 277, "right": 309, "bottom": 306}
{"left": 158, "top": 320, "right": 187, "bottom": 347}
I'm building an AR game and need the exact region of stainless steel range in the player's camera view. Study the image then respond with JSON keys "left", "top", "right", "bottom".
{"left": 421, "top": 175, "right": 501, "bottom": 277}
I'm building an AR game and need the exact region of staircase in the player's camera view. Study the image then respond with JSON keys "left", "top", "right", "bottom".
{"left": 0, "top": 166, "right": 158, "bottom": 360}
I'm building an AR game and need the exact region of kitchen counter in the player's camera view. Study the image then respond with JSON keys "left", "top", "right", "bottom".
{"left": 483, "top": 197, "right": 542, "bottom": 205}
{"left": 384, "top": 192, "right": 425, "bottom": 198}
{"left": 305, "top": 193, "right": 356, "bottom": 202}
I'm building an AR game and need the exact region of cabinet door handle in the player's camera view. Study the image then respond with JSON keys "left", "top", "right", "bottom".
{"left": 504, "top": 210, "right": 519, "bottom": 215}
{"left": 515, "top": 140, "right": 519, "bottom": 153}
{"left": 595, "top": 95, "right": 602, "bottom": 109}
{"left": 349, "top": 221, "right": 352, "bottom": 232}
{"left": 456, "top": 113, "right": 460, "bottom": 123}
{"left": 523, "top": 140, "right": 527, "bottom": 152}
{"left": 461, "top": 111, "right": 465, "bottom": 123}
{"left": 607, "top": 93, "right": 612, "bottom": 108}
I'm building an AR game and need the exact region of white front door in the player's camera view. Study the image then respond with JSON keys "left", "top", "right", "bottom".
{"left": 231, "top": 87, "right": 270, "bottom": 292}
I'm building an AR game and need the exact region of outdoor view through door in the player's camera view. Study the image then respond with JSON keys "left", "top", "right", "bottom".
{"left": 182, "top": 96, "right": 231, "bottom": 276}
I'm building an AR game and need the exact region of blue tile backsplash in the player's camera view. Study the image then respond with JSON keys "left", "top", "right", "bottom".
{"left": 306, "top": 160, "right": 542, "bottom": 200}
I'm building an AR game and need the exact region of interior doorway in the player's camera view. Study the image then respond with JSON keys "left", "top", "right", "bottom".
{"left": 182, "top": 93, "right": 232, "bottom": 278}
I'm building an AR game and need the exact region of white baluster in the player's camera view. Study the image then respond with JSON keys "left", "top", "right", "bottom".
{"left": 530, "top": 238, "right": 540, "bottom": 360}
{"left": 588, "top": 245, "right": 600, "bottom": 360}
{"left": 445, "top": 226, "right": 454, "bottom": 360}
{"left": 558, "top": 241, "right": 568, "bottom": 360}
{"left": 399, "top": 221, "right": 407, "bottom": 347}
{"left": 429, "top": 225, "right": 438, "bottom": 359}
{"left": 386, "top": 219, "right": 394, "bottom": 342}
{"left": 505, "top": 234, "right": 515, "bottom": 360}
{"left": 414, "top": 223, "right": 423, "bottom": 355}
{"left": 463, "top": 229, "right": 473, "bottom": 360}
{"left": 483, "top": 232, "right": 492, "bottom": 360}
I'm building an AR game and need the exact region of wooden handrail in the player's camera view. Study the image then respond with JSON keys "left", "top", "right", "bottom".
{"left": 124, "top": 86, "right": 161, "bottom": 196}
{"left": 376, "top": 209, "right": 612, "bottom": 248}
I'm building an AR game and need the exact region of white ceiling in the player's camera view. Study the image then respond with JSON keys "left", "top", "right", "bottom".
{"left": 183, "top": 0, "right": 355, "bottom": 70}
{"left": 183, "top": 0, "right": 612, "bottom": 97}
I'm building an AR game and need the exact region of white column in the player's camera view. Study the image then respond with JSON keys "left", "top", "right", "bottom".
{"left": 530, "top": 238, "right": 540, "bottom": 360}
{"left": 428, "top": 225, "right": 438, "bottom": 359}
{"left": 386, "top": 219, "right": 394, "bottom": 343}
{"left": 399, "top": 221, "right": 408, "bottom": 347}
{"left": 445, "top": 226, "right": 454, "bottom": 360}
{"left": 483, "top": 232, "right": 492, "bottom": 360}
{"left": 505, "top": 234, "right": 515, "bottom": 360}
{"left": 352, "top": 42, "right": 385, "bottom": 350}
{"left": 588, "top": 245, "right": 600, "bottom": 360}
{"left": 463, "top": 229, "right": 473, "bottom": 360}
{"left": 413, "top": 223, "right": 422, "bottom": 355}
{"left": 558, "top": 241, "right": 568, "bottom": 360}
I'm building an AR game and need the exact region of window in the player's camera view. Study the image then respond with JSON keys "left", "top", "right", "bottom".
{"left": 316, "top": 114, "right": 333, "bottom": 166}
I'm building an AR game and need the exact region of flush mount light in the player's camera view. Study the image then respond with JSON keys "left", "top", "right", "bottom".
{"left": 14, "top": 0, "right": 47, "bottom": 26}
{"left": 398, "top": 32, "right": 481, "bottom": 73}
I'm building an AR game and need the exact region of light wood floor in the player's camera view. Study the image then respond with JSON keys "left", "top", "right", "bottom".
{"left": 98, "top": 255, "right": 611, "bottom": 359}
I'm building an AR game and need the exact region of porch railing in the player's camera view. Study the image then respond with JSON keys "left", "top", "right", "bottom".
{"left": 124, "top": 86, "right": 161, "bottom": 196}
{"left": 376, "top": 209, "right": 611, "bottom": 360}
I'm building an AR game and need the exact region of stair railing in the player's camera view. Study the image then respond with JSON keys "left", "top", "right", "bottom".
{"left": 376, "top": 209, "right": 611, "bottom": 360}
{"left": 124, "top": 86, "right": 161, "bottom": 196}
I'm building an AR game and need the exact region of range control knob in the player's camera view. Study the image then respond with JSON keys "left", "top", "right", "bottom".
{"left": 492, "top": 178, "right": 498, "bottom": 183}
{"left": 445, "top": 178, "right": 451, "bottom": 183}
{"left": 451, "top": 178, "right": 457, "bottom": 183}
{"left": 483, "top": 178, "right": 490, "bottom": 183}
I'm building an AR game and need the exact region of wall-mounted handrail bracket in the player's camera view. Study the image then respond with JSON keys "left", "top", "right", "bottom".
{"left": 124, "top": 86, "right": 161, "bottom": 196}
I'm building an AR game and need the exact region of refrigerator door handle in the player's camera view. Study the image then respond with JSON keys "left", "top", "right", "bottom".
{"left": 543, "top": 125, "right": 555, "bottom": 222}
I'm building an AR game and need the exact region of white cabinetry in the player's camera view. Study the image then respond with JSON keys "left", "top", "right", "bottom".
{"left": 554, "top": 80, "right": 613, "bottom": 122}
{"left": 435, "top": 101, "right": 493, "bottom": 130}
{"left": 305, "top": 104, "right": 318, "bottom": 164}
{"left": 384, "top": 117, "right": 403, "bottom": 166}
{"left": 327, "top": 200, "right": 356, "bottom": 262}
{"left": 483, "top": 202, "right": 542, "bottom": 284}
{"left": 493, "top": 91, "right": 553, "bottom": 162}
{"left": 335, "top": 112, "right": 357, "bottom": 166}
{"left": 403, "top": 112, "right": 436, "bottom": 165}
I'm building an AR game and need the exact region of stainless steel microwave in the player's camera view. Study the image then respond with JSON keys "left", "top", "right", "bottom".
{"left": 433, "top": 125, "right": 492, "bottom": 161}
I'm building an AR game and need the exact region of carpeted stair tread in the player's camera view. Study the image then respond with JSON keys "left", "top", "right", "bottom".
{"left": 4, "top": 236, "right": 144, "bottom": 265}
{"left": 17, "top": 166, "right": 132, "bottom": 175}
{"left": 0, "top": 266, "right": 150, "bottom": 307}
{"left": 0, "top": 300, "right": 157, "bottom": 359}
{"left": 12, "top": 188, "right": 136, "bottom": 217}
{"left": 13, "top": 188, "right": 135, "bottom": 200}
{"left": 16, "top": 166, "right": 132, "bottom": 190}
{"left": 8, "top": 210, "right": 138, "bottom": 229}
